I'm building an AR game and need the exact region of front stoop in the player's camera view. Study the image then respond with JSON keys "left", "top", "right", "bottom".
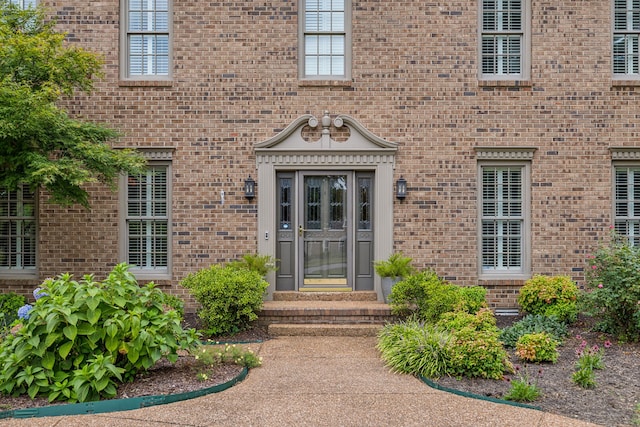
{"left": 258, "top": 291, "right": 395, "bottom": 337}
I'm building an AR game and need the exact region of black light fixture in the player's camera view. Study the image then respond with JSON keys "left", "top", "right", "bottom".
{"left": 244, "top": 175, "right": 256, "bottom": 200}
{"left": 396, "top": 176, "right": 407, "bottom": 200}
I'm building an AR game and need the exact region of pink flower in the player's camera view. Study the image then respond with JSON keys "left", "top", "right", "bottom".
{"left": 598, "top": 284, "right": 603, "bottom": 288}
{"left": 591, "top": 265, "right": 597, "bottom": 269}
{"left": 604, "top": 340, "right": 612, "bottom": 348}
{"left": 575, "top": 335, "right": 582, "bottom": 340}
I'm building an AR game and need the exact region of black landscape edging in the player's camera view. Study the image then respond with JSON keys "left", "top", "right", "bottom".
{"left": 0, "top": 366, "right": 248, "bottom": 419}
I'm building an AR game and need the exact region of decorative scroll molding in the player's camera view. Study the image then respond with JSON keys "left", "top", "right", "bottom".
{"left": 255, "top": 111, "right": 398, "bottom": 152}
{"left": 610, "top": 147, "right": 640, "bottom": 160}
{"left": 474, "top": 147, "right": 537, "bottom": 160}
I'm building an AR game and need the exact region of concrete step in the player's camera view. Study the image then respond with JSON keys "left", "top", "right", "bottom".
{"left": 272, "top": 291, "right": 379, "bottom": 302}
{"left": 258, "top": 300, "right": 393, "bottom": 325}
{"left": 267, "top": 323, "right": 384, "bottom": 337}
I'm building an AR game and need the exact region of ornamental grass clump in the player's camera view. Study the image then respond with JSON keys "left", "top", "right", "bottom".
{"left": 504, "top": 364, "right": 543, "bottom": 403}
{"left": 376, "top": 319, "right": 452, "bottom": 378}
{"left": 0, "top": 264, "right": 199, "bottom": 403}
{"left": 517, "top": 275, "right": 579, "bottom": 324}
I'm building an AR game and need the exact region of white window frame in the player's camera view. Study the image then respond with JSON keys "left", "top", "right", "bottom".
{"left": 476, "top": 148, "right": 534, "bottom": 279}
{"left": 120, "top": 0, "right": 172, "bottom": 81}
{"left": 119, "top": 151, "right": 172, "bottom": 280}
{"left": 299, "top": 0, "right": 352, "bottom": 81}
{"left": 478, "top": 0, "right": 531, "bottom": 81}
{"left": 0, "top": 184, "right": 37, "bottom": 278}
{"left": 613, "top": 0, "right": 640, "bottom": 79}
{"left": 613, "top": 164, "right": 640, "bottom": 245}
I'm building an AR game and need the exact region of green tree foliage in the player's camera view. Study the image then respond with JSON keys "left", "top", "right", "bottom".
{"left": 0, "top": 1, "right": 145, "bottom": 207}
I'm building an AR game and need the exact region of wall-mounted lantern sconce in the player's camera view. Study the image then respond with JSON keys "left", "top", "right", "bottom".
{"left": 396, "top": 176, "right": 407, "bottom": 200}
{"left": 244, "top": 176, "right": 256, "bottom": 200}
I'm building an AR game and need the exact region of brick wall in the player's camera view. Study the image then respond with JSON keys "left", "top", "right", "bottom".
{"left": 2, "top": 0, "right": 631, "bottom": 310}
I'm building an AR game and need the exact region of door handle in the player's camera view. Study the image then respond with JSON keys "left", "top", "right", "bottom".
{"left": 298, "top": 225, "right": 306, "bottom": 236}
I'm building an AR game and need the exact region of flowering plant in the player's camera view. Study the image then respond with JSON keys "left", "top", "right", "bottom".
{"left": 571, "top": 335, "right": 609, "bottom": 389}
{"left": 583, "top": 229, "right": 640, "bottom": 341}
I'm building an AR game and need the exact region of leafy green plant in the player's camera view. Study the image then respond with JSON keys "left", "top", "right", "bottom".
{"left": 181, "top": 264, "right": 269, "bottom": 336}
{"left": 436, "top": 308, "right": 497, "bottom": 333}
{"left": 0, "top": 292, "right": 26, "bottom": 333}
{"left": 517, "top": 275, "right": 579, "bottom": 323}
{"left": 504, "top": 364, "right": 543, "bottom": 402}
{"left": 447, "top": 325, "right": 511, "bottom": 380}
{"left": 0, "top": 264, "right": 199, "bottom": 402}
{"left": 515, "top": 332, "right": 559, "bottom": 363}
{"left": 633, "top": 403, "right": 640, "bottom": 426}
{"left": 389, "top": 270, "right": 486, "bottom": 323}
{"left": 377, "top": 319, "right": 452, "bottom": 378}
{"left": 571, "top": 337, "right": 606, "bottom": 389}
{"left": 374, "top": 252, "right": 415, "bottom": 278}
{"left": 227, "top": 253, "right": 278, "bottom": 277}
{"left": 583, "top": 232, "right": 640, "bottom": 341}
{"left": 500, "top": 314, "right": 568, "bottom": 348}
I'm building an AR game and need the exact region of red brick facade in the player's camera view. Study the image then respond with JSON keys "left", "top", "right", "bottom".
{"left": 1, "top": 0, "right": 634, "bottom": 310}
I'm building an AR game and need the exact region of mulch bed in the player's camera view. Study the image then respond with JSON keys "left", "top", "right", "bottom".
{"left": 0, "top": 317, "right": 638, "bottom": 426}
{"left": 433, "top": 315, "right": 640, "bottom": 427}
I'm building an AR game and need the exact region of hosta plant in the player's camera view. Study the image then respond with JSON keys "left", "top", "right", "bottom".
{"left": 500, "top": 314, "right": 568, "bottom": 348}
{"left": 0, "top": 263, "right": 199, "bottom": 402}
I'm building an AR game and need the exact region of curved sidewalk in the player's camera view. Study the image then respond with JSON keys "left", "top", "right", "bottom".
{"left": 0, "top": 336, "right": 601, "bottom": 427}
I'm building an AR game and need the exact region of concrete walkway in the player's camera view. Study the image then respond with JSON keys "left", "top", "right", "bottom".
{"left": 0, "top": 337, "right": 601, "bottom": 427}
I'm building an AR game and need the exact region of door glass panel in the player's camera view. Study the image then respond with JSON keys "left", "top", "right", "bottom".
{"left": 302, "top": 175, "right": 347, "bottom": 285}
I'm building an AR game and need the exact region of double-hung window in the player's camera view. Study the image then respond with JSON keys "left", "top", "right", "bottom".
{"left": 479, "top": 0, "right": 530, "bottom": 81}
{"left": 479, "top": 162, "right": 530, "bottom": 277}
{"left": 121, "top": 164, "right": 171, "bottom": 278}
{"left": 613, "top": 0, "right": 640, "bottom": 78}
{"left": 614, "top": 166, "right": 640, "bottom": 244}
{"left": 300, "top": 0, "right": 351, "bottom": 80}
{"left": 0, "top": 185, "right": 36, "bottom": 277}
{"left": 9, "top": 0, "right": 36, "bottom": 8}
{"left": 122, "top": 0, "right": 171, "bottom": 79}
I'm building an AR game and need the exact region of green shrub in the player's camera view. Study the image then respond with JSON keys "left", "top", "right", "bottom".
{"left": 515, "top": 332, "right": 559, "bottom": 363}
{"left": 517, "top": 275, "right": 579, "bottom": 323}
{"left": 504, "top": 365, "right": 542, "bottom": 402}
{"left": 377, "top": 319, "right": 452, "bottom": 378}
{"left": 0, "top": 264, "right": 199, "bottom": 403}
{"left": 500, "top": 314, "right": 568, "bottom": 348}
{"left": 389, "top": 270, "right": 487, "bottom": 323}
{"left": 583, "top": 234, "right": 640, "bottom": 341}
{"left": 181, "top": 264, "right": 269, "bottom": 336}
{"left": 436, "top": 308, "right": 498, "bottom": 333}
{"left": 227, "top": 253, "right": 278, "bottom": 277}
{"left": 0, "top": 292, "right": 26, "bottom": 332}
{"left": 447, "top": 325, "right": 511, "bottom": 380}
{"left": 378, "top": 312, "right": 511, "bottom": 380}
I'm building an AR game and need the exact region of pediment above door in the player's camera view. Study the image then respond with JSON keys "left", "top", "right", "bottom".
{"left": 255, "top": 111, "right": 398, "bottom": 154}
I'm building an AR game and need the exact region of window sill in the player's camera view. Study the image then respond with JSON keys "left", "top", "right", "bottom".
{"left": 611, "top": 79, "right": 640, "bottom": 87}
{"left": 478, "top": 79, "right": 532, "bottom": 88}
{"left": 118, "top": 79, "right": 174, "bottom": 88}
{"left": 478, "top": 272, "right": 531, "bottom": 281}
{"left": 0, "top": 270, "right": 38, "bottom": 280}
{"left": 298, "top": 79, "right": 353, "bottom": 88}
{"left": 128, "top": 269, "right": 171, "bottom": 281}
